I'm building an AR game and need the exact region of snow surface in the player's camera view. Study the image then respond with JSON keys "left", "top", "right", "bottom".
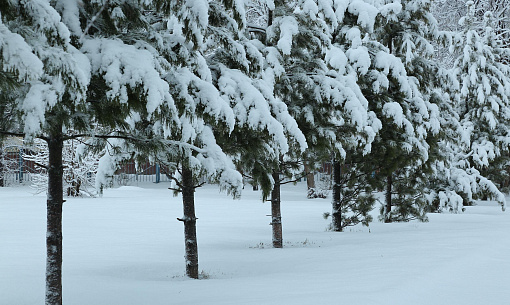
{"left": 1, "top": 182, "right": 510, "bottom": 305}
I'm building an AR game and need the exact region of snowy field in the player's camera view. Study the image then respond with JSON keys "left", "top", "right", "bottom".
{"left": 1, "top": 182, "right": 510, "bottom": 305}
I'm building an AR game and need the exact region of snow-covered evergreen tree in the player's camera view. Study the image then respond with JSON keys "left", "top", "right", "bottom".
{"left": 1, "top": 1, "right": 93, "bottom": 303}
{"left": 1, "top": 0, "right": 189, "bottom": 301}
{"left": 260, "top": 0, "right": 387, "bottom": 232}
{"left": 349, "top": 0, "right": 442, "bottom": 223}
{"left": 448, "top": 2, "right": 510, "bottom": 209}
{"left": 89, "top": 0, "right": 308, "bottom": 274}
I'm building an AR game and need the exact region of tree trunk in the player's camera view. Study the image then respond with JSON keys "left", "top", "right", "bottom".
{"left": 271, "top": 164, "right": 283, "bottom": 248}
{"left": 46, "top": 128, "right": 64, "bottom": 305}
{"left": 384, "top": 174, "right": 393, "bottom": 223}
{"left": 0, "top": 148, "right": 4, "bottom": 187}
{"left": 304, "top": 161, "right": 315, "bottom": 190}
{"left": 180, "top": 165, "right": 199, "bottom": 279}
{"left": 331, "top": 159, "right": 342, "bottom": 231}
{"left": 266, "top": 6, "right": 281, "bottom": 248}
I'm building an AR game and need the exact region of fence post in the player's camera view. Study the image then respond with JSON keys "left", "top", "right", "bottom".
{"left": 155, "top": 164, "right": 160, "bottom": 183}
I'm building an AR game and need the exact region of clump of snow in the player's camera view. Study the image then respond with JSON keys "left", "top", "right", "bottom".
{"left": 348, "top": 0, "right": 379, "bottom": 32}
{"left": 276, "top": 16, "right": 299, "bottom": 55}
{"left": 81, "top": 38, "right": 176, "bottom": 116}
{"left": 0, "top": 21, "right": 43, "bottom": 81}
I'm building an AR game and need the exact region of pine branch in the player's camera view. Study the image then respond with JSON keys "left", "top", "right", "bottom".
{"left": 80, "top": 4, "right": 108, "bottom": 42}
{"left": 160, "top": 165, "right": 184, "bottom": 189}
{"left": 193, "top": 181, "right": 207, "bottom": 189}
{"left": 280, "top": 172, "right": 308, "bottom": 185}
{"left": 32, "top": 161, "right": 48, "bottom": 170}
{"left": 0, "top": 131, "right": 26, "bottom": 138}
{"left": 247, "top": 24, "right": 266, "bottom": 33}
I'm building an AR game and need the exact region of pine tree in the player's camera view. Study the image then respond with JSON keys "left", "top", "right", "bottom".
{"left": 346, "top": 0, "right": 443, "bottom": 223}
{"left": 258, "top": 0, "right": 386, "bottom": 233}
{"left": 1, "top": 0, "right": 182, "bottom": 302}
{"left": 92, "top": 0, "right": 308, "bottom": 274}
{"left": 1, "top": 2, "right": 92, "bottom": 303}
{"left": 449, "top": 2, "right": 510, "bottom": 209}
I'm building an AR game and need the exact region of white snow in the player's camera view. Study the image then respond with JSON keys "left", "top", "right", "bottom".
{"left": 276, "top": 16, "right": 299, "bottom": 55}
{"left": 2, "top": 182, "right": 510, "bottom": 305}
{"left": 0, "top": 20, "right": 43, "bottom": 81}
{"left": 81, "top": 38, "right": 175, "bottom": 115}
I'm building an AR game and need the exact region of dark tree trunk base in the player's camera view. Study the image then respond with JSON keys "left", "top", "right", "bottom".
{"left": 384, "top": 174, "right": 393, "bottom": 223}
{"left": 180, "top": 165, "right": 199, "bottom": 279}
{"left": 271, "top": 170, "right": 282, "bottom": 248}
{"left": 331, "top": 159, "right": 342, "bottom": 231}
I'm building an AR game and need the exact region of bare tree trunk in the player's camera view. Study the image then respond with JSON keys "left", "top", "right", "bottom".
{"left": 304, "top": 161, "right": 315, "bottom": 190}
{"left": 266, "top": 5, "right": 282, "bottom": 248}
{"left": 384, "top": 174, "right": 393, "bottom": 223}
{"left": 0, "top": 147, "right": 4, "bottom": 187}
{"left": 179, "top": 165, "right": 199, "bottom": 279}
{"left": 331, "top": 159, "right": 342, "bottom": 231}
{"left": 270, "top": 168, "right": 282, "bottom": 248}
{"left": 46, "top": 128, "right": 64, "bottom": 305}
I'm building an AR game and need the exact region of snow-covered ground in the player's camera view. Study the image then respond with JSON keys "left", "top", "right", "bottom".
{"left": 1, "top": 182, "right": 509, "bottom": 305}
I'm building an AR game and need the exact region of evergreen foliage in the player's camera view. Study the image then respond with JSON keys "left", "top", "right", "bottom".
{"left": 449, "top": 2, "right": 510, "bottom": 208}
{"left": 355, "top": 0, "right": 442, "bottom": 222}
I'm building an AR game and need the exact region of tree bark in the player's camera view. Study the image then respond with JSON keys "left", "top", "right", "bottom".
{"left": 0, "top": 148, "right": 4, "bottom": 187}
{"left": 384, "top": 174, "right": 393, "bottom": 223}
{"left": 45, "top": 128, "right": 64, "bottom": 305}
{"left": 270, "top": 163, "right": 283, "bottom": 248}
{"left": 180, "top": 165, "right": 199, "bottom": 279}
{"left": 331, "top": 159, "right": 342, "bottom": 231}
{"left": 304, "top": 161, "right": 315, "bottom": 190}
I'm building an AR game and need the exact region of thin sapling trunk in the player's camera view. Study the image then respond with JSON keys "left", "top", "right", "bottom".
{"left": 384, "top": 174, "right": 393, "bottom": 223}
{"left": 304, "top": 161, "right": 315, "bottom": 190}
{"left": 270, "top": 162, "right": 282, "bottom": 248}
{"left": 331, "top": 159, "right": 342, "bottom": 231}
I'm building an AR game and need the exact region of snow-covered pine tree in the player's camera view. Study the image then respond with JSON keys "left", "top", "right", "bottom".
{"left": 0, "top": 2, "right": 92, "bottom": 303}
{"left": 449, "top": 2, "right": 510, "bottom": 209}
{"left": 259, "top": 0, "right": 385, "bottom": 233}
{"left": 186, "top": 0, "right": 312, "bottom": 248}
{"left": 175, "top": 0, "right": 306, "bottom": 254}
{"left": 350, "top": 0, "right": 442, "bottom": 223}
{"left": 92, "top": 0, "right": 307, "bottom": 274}
{"left": 324, "top": 0, "right": 399, "bottom": 230}
{"left": 411, "top": 7, "right": 508, "bottom": 214}
{"left": 162, "top": 0, "right": 305, "bottom": 273}
{"left": 1, "top": 0, "right": 185, "bottom": 302}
